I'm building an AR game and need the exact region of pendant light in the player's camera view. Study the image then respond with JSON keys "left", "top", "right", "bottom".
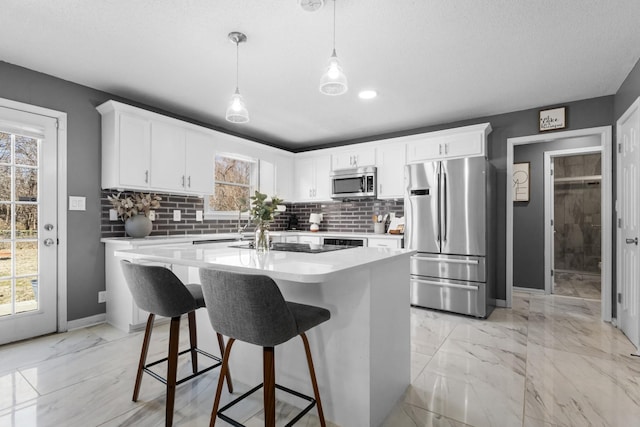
{"left": 319, "top": 0, "right": 348, "bottom": 96}
{"left": 225, "top": 32, "right": 249, "bottom": 123}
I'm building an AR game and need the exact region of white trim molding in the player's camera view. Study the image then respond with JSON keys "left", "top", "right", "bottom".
{"left": 67, "top": 314, "right": 106, "bottom": 331}
{"left": 507, "top": 126, "right": 612, "bottom": 322}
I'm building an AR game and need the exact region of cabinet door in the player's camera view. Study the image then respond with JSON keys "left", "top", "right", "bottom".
{"left": 376, "top": 144, "right": 406, "bottom": 199}
{"left": 118, "top": 113, "right": 151, "bottom": 188}
{"left": 294, "top": 157, "right": 316, "bottom": 201}
{"left": 259, "top": 159, "right": 276, "bottom": 197}
{"left": 406, "top": 139, "right": 442, "bottom": 163}
{"left": 367, "top": 238, "right": 401, "bottom": 248}
{"left": 314, "top": 155, "right": 332, "bottom": 200}
{"left": 298, "top": 235, "right": 321, "bottom": 244}
{"left": 441, "top": 132, "right": 484, "bottom": 159}
{"left": 150, "top": 121, "right": 185, "bottom": 192}
{"left": 185, "top": 129, "right": 214, "bottom": 194}
{"left": 331, "top": 149, "right": 375, "bottom": 170}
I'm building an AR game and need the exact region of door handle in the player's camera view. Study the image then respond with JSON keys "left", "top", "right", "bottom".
{"left": 43, "top": 238, "right": 55, "bottom": 247}
{"left": 626, "top": 237, "right": 639, "bottom": 245}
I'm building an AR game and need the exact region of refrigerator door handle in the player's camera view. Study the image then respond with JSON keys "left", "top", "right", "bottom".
{"left": 442, "top": 171, "right": 448, "bottom": 242}
{"left": 413, "top": 255, "right": 479, "bottom": 265}
{"left": 436, "top": 168, "right": 442, "bottom": 245}
{"left": 411, "top": 277, "right": 480, "bottom": 290}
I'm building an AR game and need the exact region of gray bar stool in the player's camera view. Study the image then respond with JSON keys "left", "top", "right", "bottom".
{"left": 120, "top": 260, "right": 233, "bottom": 427}
{"left": 199, "top": 269, "right": 331, "bottom": 427}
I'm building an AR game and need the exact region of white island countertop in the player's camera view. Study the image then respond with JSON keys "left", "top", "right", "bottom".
{"left": 116, "top": 243, "right": 414, "bottom": 283}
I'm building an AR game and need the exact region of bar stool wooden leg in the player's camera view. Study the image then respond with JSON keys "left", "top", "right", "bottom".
{"left": 216, "top": 333, "right": 234, "bottom": 393}
{"left": 166, "top": 316, "right": 181, "bottom": 427}
{"left": 210, "top": 338, "right": 235, "bottom": 427}
{"left": 133, "top": 313, "right": 155, "bottom": 402}
{"left": 301, "top": 332, "right": 326, "bottom": 427}
{"left": 188, "top": 311, "right": 198, "bottom": 374}
{"left": 263, "top": 346, "right": 276, "bottom": 427}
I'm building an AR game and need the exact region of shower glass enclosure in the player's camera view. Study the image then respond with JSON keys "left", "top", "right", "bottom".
{"left": 553, "top": 153, "right": 601, "bottom": 299}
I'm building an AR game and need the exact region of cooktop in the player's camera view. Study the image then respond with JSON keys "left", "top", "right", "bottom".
{"left": 229, "top": 242, "right": 356, "bottom": 253}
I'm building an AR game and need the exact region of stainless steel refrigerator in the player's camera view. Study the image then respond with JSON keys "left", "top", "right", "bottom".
{"left": 405, "top": 157, "right": 495, "bottom": 318}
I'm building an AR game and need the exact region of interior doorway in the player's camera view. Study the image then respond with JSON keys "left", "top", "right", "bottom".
{"left": 545, "top": 149, "right": 602, "bottom": 300}
{"left": 507, "top": 126, "right": 612, "bottom": 322}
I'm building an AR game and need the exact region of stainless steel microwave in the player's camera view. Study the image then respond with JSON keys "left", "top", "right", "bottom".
{"left": 330, "top": 166, "right": 377, "bottom": 199}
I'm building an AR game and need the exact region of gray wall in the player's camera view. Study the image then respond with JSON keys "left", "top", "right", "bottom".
{"left": 513, "top": 136, "right": 602, "bottom": 289}
{"left": 615, "top": 57, "right": 640, "bottom": 119}
{"left": 0, "top": 62, "right": 110, "bottom": 321}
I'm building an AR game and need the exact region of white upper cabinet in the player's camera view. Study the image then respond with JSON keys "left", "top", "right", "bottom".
{"left": 98, "top": 100, "right": 215, "bottom": 195}
{"left": 375, "top": 143, "right": 406, "bottom": 199}
{"left": 293, "top": 154, "right": 332, "bottom": 202}
{"left": 107, "top": 111, "right": 151, "bottom": 189}
{"left": 150, "top": 121, "right": 186, "bottom": 192}
{"left": 331, "top": 148, "right": 376, "bottom": 170}
{"left": 259, "top": 159, "right": 276, "bottom": 197}
{"left": 184, "top": 130, "right": 215, "bottom": 194}
{"left": 406, "top": 123, "right": 492, "bottom": 163}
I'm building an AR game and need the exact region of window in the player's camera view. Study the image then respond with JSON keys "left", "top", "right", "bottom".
{"left": 207, "top": 155, "right": 256, "bottom": 216}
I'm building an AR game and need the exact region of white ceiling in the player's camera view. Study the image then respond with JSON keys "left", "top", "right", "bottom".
{"left": 3, "top": 1, "right": 640, "bottom": 151}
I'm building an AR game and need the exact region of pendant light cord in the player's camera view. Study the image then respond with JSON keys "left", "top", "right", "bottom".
{"left": 332, "top": 0, "right": 336, "bottom": 51}
{"left": 235, "top": 41, "right": 240, "bottom": 90}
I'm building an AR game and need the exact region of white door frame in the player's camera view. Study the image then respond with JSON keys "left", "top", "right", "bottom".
{"left": 543, "top": 146, "right": 603, "bottom": 295}
{"left": 507, "top": 126, "right": 612, "bottom": 322}
{"left": 0, "top": 97, "right": 68, "bottom": 332}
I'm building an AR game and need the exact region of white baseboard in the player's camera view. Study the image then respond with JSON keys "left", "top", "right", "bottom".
{"left": 495, "top": 299, "right": 508, "bottom": 308}
{"left": 66, "top": 313, "right": 106, "bottom": 331}
{"left": 514, "top": 286, "right": 546, "bottom": 294}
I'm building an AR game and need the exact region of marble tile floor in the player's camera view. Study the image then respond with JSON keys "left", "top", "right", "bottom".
{"left": 1, "top": 291, "right": 638, "bottom": 427}
{"left": 553, "top": 271, "right": 601, "bottom": 300}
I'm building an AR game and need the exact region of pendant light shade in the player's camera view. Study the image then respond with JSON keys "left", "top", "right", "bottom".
{"left": 226, "top": 32, "right": 249, "bottom": 124}
{"left": 320, "top": 49, "right": 348, "bottom": 95}
{"left": 319, "top": 0, "right": 347, "bottom": 96}
{"left": 226, "top": 88, "right": 249, "bottom": 123}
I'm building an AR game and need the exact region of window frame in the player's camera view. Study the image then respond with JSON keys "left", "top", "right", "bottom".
{"left": 205, "top": 153, "right": 257, "bottom": 220}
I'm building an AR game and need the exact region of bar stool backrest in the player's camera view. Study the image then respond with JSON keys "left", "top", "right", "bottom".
{"left": 121, "top": 260, "right": 197, "bottom": 318}
{"left": 199, "top": 269, "right": 298, "bottom": 347}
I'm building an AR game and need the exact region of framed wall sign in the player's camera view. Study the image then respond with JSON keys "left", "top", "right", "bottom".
{"left": 513, "top": 162, "right": 530, "bottom": 202}
{"left": 539, "top": 107, "right": 566, "bottom": 132}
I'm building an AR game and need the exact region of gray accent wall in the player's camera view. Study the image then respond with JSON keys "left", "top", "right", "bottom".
{"left": 513, "top": 136, "right": 602, "bottom": 290}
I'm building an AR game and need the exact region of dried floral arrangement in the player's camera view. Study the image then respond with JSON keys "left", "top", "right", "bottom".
{"left": 107, "top": 192, "right": 162, "bottom": 221}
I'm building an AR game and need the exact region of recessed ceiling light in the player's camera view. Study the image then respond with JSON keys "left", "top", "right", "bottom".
{"left": 358, "top": 90, "right": 377, "bottom": 100}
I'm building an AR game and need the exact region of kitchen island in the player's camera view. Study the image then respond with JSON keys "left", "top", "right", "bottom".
{"left": 115, "top": 243, "right": 414, "bottom": 427}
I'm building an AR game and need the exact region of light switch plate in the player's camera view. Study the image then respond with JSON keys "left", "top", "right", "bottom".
{"left": 196, "top": 210, "right": 203, "bottom": 221}
{"left": 173, "top": 210, "right": 181, "bottom": 221}
{"left": 109, "top": 209, "right": 118, "bottom": 221}
{"left": 69, "top": 196, "right": 86, "bottom": 211}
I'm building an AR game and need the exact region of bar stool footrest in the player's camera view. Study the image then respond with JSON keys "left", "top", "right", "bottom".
{"left": 218, "top": 382, "right": 317, "bottom": 427}
{"left": 143, "top": 348, "right": 222, "bottom": 386}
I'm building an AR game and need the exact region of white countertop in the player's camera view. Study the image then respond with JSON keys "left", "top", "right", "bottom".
{"left": 115, "top": 243, "right": 414, "bottom": 283}
{"left": 101, "top": 231, "right": 403, "bottom": 245}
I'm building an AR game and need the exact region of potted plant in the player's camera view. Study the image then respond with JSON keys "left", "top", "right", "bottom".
{"left": 107, "top": 192, "right": 161, "bottom": 238}
{"left": 247, "top": 191, "right": 284, "bottom": 251}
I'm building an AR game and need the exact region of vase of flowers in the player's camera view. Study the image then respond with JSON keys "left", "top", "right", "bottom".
{"left": 248, "top": 191, "right": 284, "bottom": 252}
{"left": 107, "top": 192, "right": 161, "bottom": 238}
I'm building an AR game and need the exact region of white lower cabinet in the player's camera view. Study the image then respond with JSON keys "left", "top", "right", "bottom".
{"left": 298, "top": 235, "right": 322, "bottom": 244}
{"left": 367, "top": 237, "right": 402, "bottom": 248}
